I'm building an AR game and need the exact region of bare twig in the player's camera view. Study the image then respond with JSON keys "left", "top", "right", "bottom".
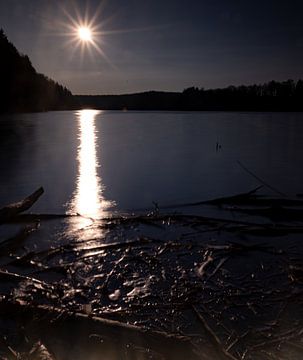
{"left": 192, "top": 305, "right": 238, "bottom": 360}
{"left": 237, "top": 161, "right": 286, "bottom": 197}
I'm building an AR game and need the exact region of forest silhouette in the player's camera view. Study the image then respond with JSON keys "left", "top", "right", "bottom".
{"left": 0, "top": 29, "right": 76, "bottom": 113}
{"left": 77, "top": 79, "right": 303, "bottom": 111}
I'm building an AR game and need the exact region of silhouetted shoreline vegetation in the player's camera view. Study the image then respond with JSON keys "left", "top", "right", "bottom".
{"left": 0, "top": 29, "right": 77, "bottom": 113}
{"left": 77, "top": 79, "right": 303, "bottom": 112}
{"left": 1, "top": 29, "right": 303, "bottom": 114}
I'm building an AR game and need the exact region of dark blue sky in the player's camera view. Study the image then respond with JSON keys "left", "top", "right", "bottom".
{"left": 1, "top": 0, "right": 303, "bottom": 94}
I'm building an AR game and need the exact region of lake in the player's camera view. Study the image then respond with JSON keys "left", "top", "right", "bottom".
{"left": 1, "top": 110, "right": 303, "bottom": 216}
{"left": 1, "top": 110, "right": 303, "bottom": 359}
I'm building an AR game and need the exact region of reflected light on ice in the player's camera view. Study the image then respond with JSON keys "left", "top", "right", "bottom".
{"left": 68, "top": 109, "right": 114, "bottom": 238}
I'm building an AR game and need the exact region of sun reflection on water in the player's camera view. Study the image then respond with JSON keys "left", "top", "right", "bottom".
{"left": 68, "top": 109, "right": 114, "bottom": 239}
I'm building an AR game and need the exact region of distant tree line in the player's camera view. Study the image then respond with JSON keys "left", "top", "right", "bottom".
{"left": 77, "top": 79, "right": 303, "bottom": 111}
{"left": 0, "top": 29, "right": 77, "bottom": 113}
{"left": 1, "top": 29, "right": 302, "bottom": 113}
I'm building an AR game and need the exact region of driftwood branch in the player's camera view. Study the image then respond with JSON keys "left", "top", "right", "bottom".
{"left": 0, "top": 187, "right": 44, "bottom": 223}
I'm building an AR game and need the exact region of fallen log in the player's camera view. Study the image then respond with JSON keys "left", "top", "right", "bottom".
{"left": 0, "top": 187, "right": 44, "bottom": 223}
{"left": 152, "top": 187, "right": 303, "bottom": 208}
{"left": 0, "top": 301, "right": 201, "bottom": 360}
{"left": 192, "top": 186, "right": 263, "bottom": 206}
{"left": 131, "top": 186, "right": 264, "bottom": 211}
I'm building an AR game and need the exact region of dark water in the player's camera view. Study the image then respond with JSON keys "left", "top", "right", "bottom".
{"left": 1, "top": 110, "right": 303, "bottom": 215}
{"left": 1, "top": 110, "right": 303, "bottom": 359}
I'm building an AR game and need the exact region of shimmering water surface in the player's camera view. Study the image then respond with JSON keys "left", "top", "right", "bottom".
{"left": 1, "top": 110, "right": 303, "bottom": 216}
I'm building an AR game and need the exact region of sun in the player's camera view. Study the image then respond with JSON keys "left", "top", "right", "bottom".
{"left": 78, "top": 27, "right": 92, "bottom": 42}
{"left": 59, "top": 4, "right": 114, "bottom": 64}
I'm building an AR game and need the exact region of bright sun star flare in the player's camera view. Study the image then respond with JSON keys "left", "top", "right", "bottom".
{"left": 60, "top": 5, "right": 115, "bottom": 65}
{"left": 78, "top": 27, "right": 92, "bottom": 41}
